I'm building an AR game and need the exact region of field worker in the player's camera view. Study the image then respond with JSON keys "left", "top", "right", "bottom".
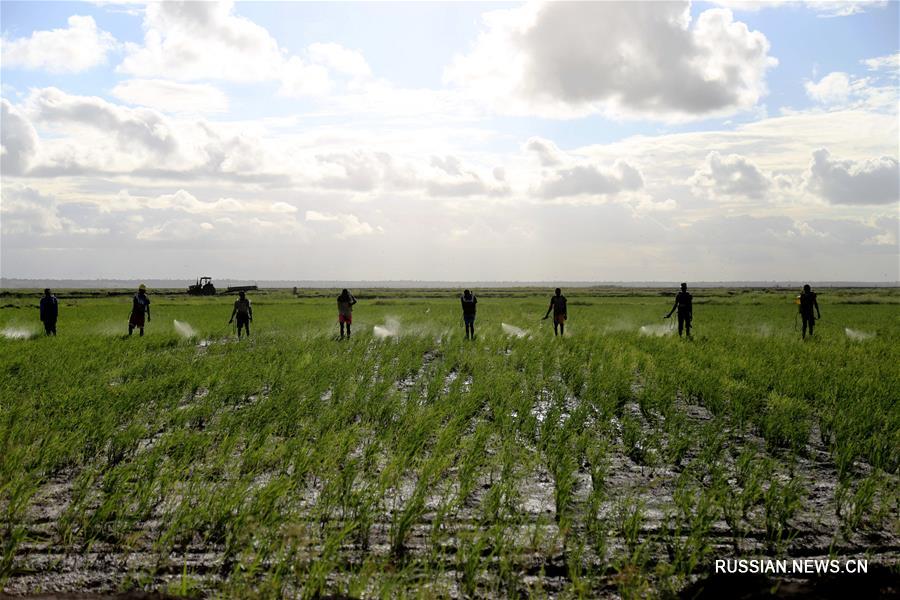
{"left": 128, "top": 284, "right": 151, "bottom": 336}
{"left": 229, "top": 291, "right": 253, "bottom": 338}
{"left": 543, "top": 288, "right": 567, "bottom": 336}
{"left": 337, "top": 289, "right": 357, "bottom": 339}
{"left": 665, "top": 282, "right": 693, "bottom": 337}
{"left": 798, "top": 284, "right": 821, "bottom": 339}
{"left": 461, "top": 289, "right": 477, "bottom": 339}
{"left": 39, "top": 288, "right": 58, "bottom": 336}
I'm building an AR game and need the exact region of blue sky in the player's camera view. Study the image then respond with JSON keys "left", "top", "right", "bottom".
{"left": 1, "top": 1, "right": 898, "bottom": 281}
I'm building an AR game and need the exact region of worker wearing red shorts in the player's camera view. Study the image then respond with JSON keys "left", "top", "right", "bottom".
{"left": 337, "top": 289, "right": 357, "bottom": 339}
{"left": 542, "top": 288, "right": 567, "bottom": 336}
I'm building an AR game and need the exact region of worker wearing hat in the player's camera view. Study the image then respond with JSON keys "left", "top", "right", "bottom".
{"left": 128, "top": 283, "right": 151, "bottom": 336}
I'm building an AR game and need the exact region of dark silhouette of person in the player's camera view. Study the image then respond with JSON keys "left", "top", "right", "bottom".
{"left": 337, "top": 289, "right": 357, "bottom": 339}
{"left": 39, "top": 288, "right": 58, "bottom": 336}
{"left": 799, "top": 284, "right": 820, "bottom": 339}
{"left": 665, "top": 282, "right": 693, "bottom": 337}
{"left": 128, "top": 284, "right": 151, "bottom": 336}
{"left": 461, "top": 289, "right": 477, "bottom": 339}
{"left": 543, "top": 288, "right": 567, "bottom": 336}
{"left": 229, "top": 291, "right": 253, "bottom": 338}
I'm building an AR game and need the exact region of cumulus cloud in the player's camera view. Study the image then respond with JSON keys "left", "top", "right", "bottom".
{"left": 1, "top": 99, "right": 39, "bottom": 175}
{"left": 109, "top": 189, "right": 299, "bottom": 215}
{"left": 805, "top": 72, "right": 853, "bottom": 104}
{"left": 444, "top": 2, "right": 776, "bottom": 120}
{"left": 116, "top": 0, "right": 370, "bottom": 101}
{"left": 804, "top": 1, "right": 887, "bottom": 17}
{"left": 26, "top": 87, "right": 178, "bottom": 156}
{"left": 12, "top": 88, "right": 288, "bottom": 181}
{"left": 689, "top": 151, "right": 771, "bottom": 199}
{"left": 536, "top": 160, "right": 644, "bottom": 199}
{"left": 111, "top": 79, "right": 229, "bottom": 113}
{"left": 1, "top": 15, "right": 117, "bottom": 73}
{"left": 0, "top": 186, "right": 63, "bottom": 235}
{"left": 315, "top": 151, "right": 400, "bottom": 191}
{"left": 804, "top": 69, "right": 897, "bottom": 110}
{"left": 136, "top": 214, "right": 307, "bottom": 241}
{"left": 862, "top": 53, "right": 900, "bottom": 73}
{"left": 118, "top": 1, "right": 282, "bottom": 81}
{"left": 0, "top": 185, "right": 108, "bottom": 236}
{"left": 807, "top": 148, "right": 899, "bottom": 205}
{"left": 305, "top": 210, "right": 383, "bottom": 238}
{"left": 711, "top": 1, "right": 887, "bottom": 17}
{"left": 426, "top": 155, "right": 510, "bottom": 197}
{"left": 525, "top": 137, "right": 562, "bottom": 167}
{"left": 279, "top": 57, "right": 333, "bottom": 97}
{"left": 307, "top": 43, "right": 372, "bottom": 79}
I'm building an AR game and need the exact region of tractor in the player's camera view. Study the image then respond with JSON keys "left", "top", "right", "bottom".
{"left": 188, "top": 276, "right": 217, "bottom": 296}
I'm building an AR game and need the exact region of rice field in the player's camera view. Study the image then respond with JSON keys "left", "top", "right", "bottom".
{"left": 1, "top": 287, "right": 898, "bottom": 598}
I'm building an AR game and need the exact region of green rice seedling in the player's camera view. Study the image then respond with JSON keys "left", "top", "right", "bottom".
{"left": 761, "top": 392, "right": 812, "bottom": 453}
{"left": 456, "top": 528, "right": 490, "bottom": 598}
{"left": 762, "top": 475, "right": 805, "bottom": 553}
{"left": 584, "top": 435, "right": 609, "bottom": 501}
{"left": 620, "top": 413, "right": 647, "bottom": 466}
{"left": 616, "top": 496, "right": 646, "bottom": 557}
{"left": 837, "top": 471, "right": 889, "bottom": 533}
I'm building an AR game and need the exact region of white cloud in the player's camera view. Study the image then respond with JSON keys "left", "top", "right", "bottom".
{"left": 689, "top": 151, "right": 771, "bottom": 199}
{"left": 314, "top": 151, "right": 401, "bottom": 191}
{"left": 136, "top": 214, "right": 307, "bottom": 241}
{"left": 12, "top": 88, "right": 290, "bottom": 181}
{"left": 0, "top": 185, "right": 108, "bottom": 236}
{"left": 305, "top": 210, "right": 382, "bottom": 238}
{"left": 807, "top": 148, "right": 899, "bottom": 205}
{"left": 26, "top": 87, "right": 178, "bottom": 157}
{"left": 0, "top": 186, "right": 63, "bottom": 234}
{"left": 804, "top": 66, "right": 898, "bottom": 111}
{"left": 426, "top": 155, "right": 510, "bottom": 197}
{"left": 804, "top": 1, "right": 887, "bottom": 17}
{"left": 444, "top": 2, "right": 776, "bottom": 121}
{"left": 863, "top": 215, "right": 898, "bottom": 246}
{"left": 134, "top": 189, "right": 298, "bottom": 214}
{"left": 536, "top": 160, "right": 644, "bottom": 200}
{"left": 111, "top": 79, "right": 229, "bottom": 113}
{"left": 711, "top": 1, "right": 887, "bottom": 17}
{"left": 279, "top": 57, "right": 333, "bottom": 97}
{"left": 1, "top": 99, "right": 39, "bottom": 175}
{"left": 862, "top": 53, "right": 900, "bottom": 73}
{"left": 525, "top": 137, "right": 562, "bottom": 167}
{"left": 307, "top": 43, "right": 372, "bottom": 79}
{"left": 118, "top": 1, "right": 282, "bottom": 81}
{"left": 116, "top": 0, "right": 369, "bottom": 102}
{"left": 805, "top": 72, "right": 853, "bottom": 104}
{"left": 1, "top": 15, "right": 117, "bottom": 73}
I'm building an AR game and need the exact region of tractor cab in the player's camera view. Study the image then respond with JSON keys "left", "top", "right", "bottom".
{"left": 188, "top": 276, "right": 217, "bottom": 296}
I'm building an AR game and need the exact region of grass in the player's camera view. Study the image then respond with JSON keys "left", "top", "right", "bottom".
{"left": 1, "top": 287, "right": 898, "bottom": 597}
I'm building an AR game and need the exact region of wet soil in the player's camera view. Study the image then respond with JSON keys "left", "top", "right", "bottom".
{"left": 4, "top": 353, "right": 898, "bottom": 598}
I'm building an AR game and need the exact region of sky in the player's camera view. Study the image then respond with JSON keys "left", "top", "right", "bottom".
{"left": 1, "top": 0, "right": 898, "bottom": 282}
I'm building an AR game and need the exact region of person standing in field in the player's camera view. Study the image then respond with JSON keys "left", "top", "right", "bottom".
{"left": 665, "top": 282, "right": 693, "bottom": 338}
{"left": 543, "top": 288, "right": 567, "bottom": 336}
{"left": 128, "top": 284, "right": 151, "bottom": 336}
{"left": 229, "top": 291, "right": 253, "bottom": 338}
{"left": 798, "top": 284, "right": 821, "bottom": 339}
{"left": 39, "top": 288, "right": 58, "bottom": 336}
{"left": 461, "top": 289, "right": 477, "bottom": 339}
{"left": 337, "top": 289, "right": 357, "bottom": 339}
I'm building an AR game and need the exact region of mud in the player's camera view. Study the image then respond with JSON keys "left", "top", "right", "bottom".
{"left": 4, "top": 352, "right": 899, "bottom": 598}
